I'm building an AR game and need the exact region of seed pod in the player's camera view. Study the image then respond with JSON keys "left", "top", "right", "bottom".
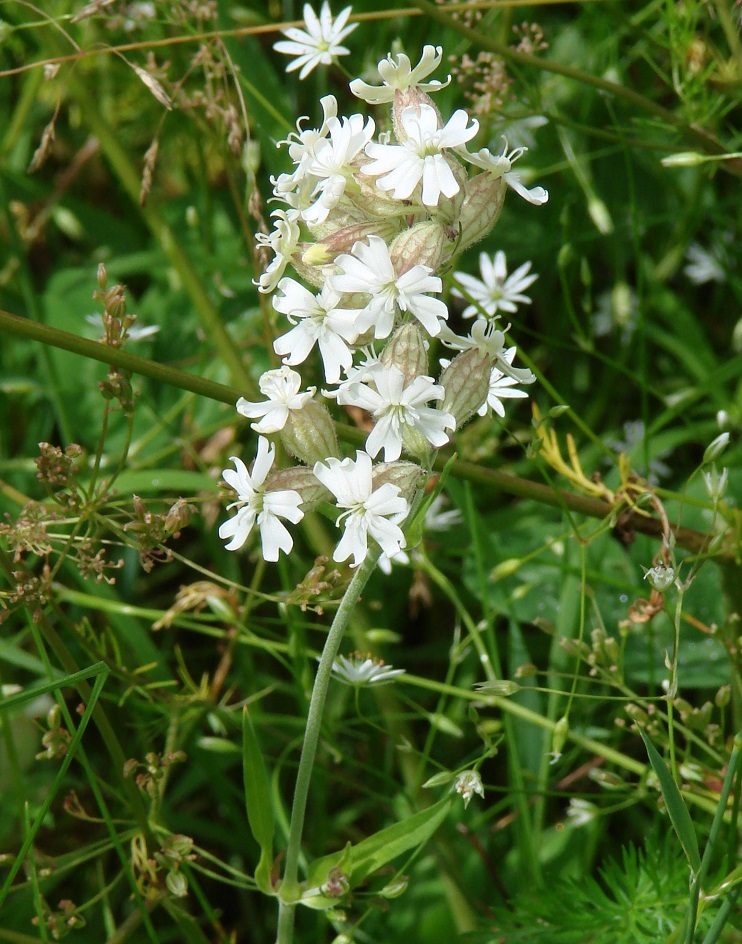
{"left": 457, "top": 173, "right": 507, "bottom": 252}
{"left": 389, "top": 220, "right": 448, "bottom": 274}
{"left": 371, "top": 461, "right": 424, "bottom": 501}
{"left": 266, "top": 466, "right": 330, "bottom": 512}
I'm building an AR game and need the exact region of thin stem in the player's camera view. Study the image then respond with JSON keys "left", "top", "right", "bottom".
{"left": 276, "top": 550, "right": 380, "bottom": 944}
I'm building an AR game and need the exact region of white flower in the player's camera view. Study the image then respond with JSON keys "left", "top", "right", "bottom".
{"left": 236, "top": 366, "right": 316, "bottom": 433}
{"left": 476, "top": 347, "right": 531, "bottom": 418}
{"left": 302, "top": 113, "right": 375, "bottom": 224}
{"left": 330, "top": 235, "right": 447, "bottom": 339}
{"left": 313, "top": 450, "right": 408, "bottom": 567}
{"left": 460, "top": 140, "right": 549, "bottom": 206}
{"left": 439, "top": 321, "right": 536, "bottom": 385}
{"left": 273, "top": 278, "right": 360, "bottom": 384}
{"left": 279, "top": 95, "right": 337, "bottom": 169}
{"left": 453, "top": 770, "right": 484, "bottom": 808}
{"left": 274, "top": 2, "right": 357, "bottom": 80}
{"left": 566, "top": 798, "right": 598, "bottom": 827}
{"left": 219, "top": 438, "right": 304, "bottom": 560}
{"left": 453, "top": 251, "right": 538, "bottom": 318}
{"left": 362, "top": 104, "right": 478, "bottom": 207}
{"left": 350, "top": 45, "right": 450, "bottom": 104}
{"left": 683, "top": 242, "right": 725, "bottom": 285}
{"left": 331, "top": 652, "right": 406, "bottom": 685}
{"left": 338, "top": 365, "right": 455, "bottom": 461}
{"left": 255, "top": 210, "right": 301, "bottom": 294}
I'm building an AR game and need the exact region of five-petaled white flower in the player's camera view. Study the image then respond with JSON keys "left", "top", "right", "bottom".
{"left": 330, "top": 235, "right": 447, "bottom": 339}
{"left": 302, "top": 113, "right": 375, "bottom": 224}
{"left": 338, "top": 365, "right": 455, "bottom": 461}
{"left": 453, "top": 251, "right": 538, "bottom": 319}
{"left": 254, "top": 209, "right": 301, "bottom": 294}
{"left": 460, "top": 140, "right": 549, "bottom": 206}
{"left": 274, "top": 2, "right": 357, "bottom": 80}
{"left": 439, "top": 321, "right": 536, "bottom": 385}
{"left": 219, "top": 438, "right": 304, "bottom": 559}
{"left": 363, "top": 103, "right": 478, "bottom": 207}
{"left": 453, "top": 770, "right": 485, "bottom": 808}
{"left": 273, "top": 278, "right": 361, "bottom": 384}
{"left": 350, "top": 45, "right": 450, "bottom": 104}
{"left": 236, "top": 366, "right": 316, "bottom": 434}
{"left": 313, "top": 450, "right": 408, "bottom": 567}
{"left": 476, "top": 347, "right": 530, "bottom": 418}
{"left": 331, "top": 652, "right": 406, "bottom": 685}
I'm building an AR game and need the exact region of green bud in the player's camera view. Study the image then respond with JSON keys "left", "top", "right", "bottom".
{"left": 440, "top": 348, "right": 491, "bottom": 428}
{"left": 457, "top": 174, "right": 507, "bottom": 252}
{"left": 380, "top": 324, "right": 428, "bottom": 384}
{"left": 389, "top": 221, "right": 448, "bottom": 273}
{"left": 280, "top": 401, "right": 339, "bottom": 466}
{"left": 266, "top": 466, "right": 331, "bottom": 512}
{"left": 371, "top": 461, "right": 424, "bottom": 500}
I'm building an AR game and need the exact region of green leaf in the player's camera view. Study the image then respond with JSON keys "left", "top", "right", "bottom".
{"left": 303, "top": 797, "right": 453, "bottom": 908}
{"left": 639, "top": 728, "right": 701, "bottom": 873}
{"left": 242, "top": 708, "right": 275, "bottom": 894}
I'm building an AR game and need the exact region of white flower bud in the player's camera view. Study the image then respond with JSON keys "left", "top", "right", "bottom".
{"left": 644, "top": 563, "right": 675, "bottom": 593}
{"left": 702, "top": 464, "right": 728, "bottom": 504}
{"left": 280, "top": 401, "right": 340, "bottom": 466}
{"left": 704, "top": 432, "right": 730, "bottom": 463}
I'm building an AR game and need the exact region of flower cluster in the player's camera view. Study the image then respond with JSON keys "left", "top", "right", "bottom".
{"left": 220, "top": 36, "right": 547, "bottom": 567}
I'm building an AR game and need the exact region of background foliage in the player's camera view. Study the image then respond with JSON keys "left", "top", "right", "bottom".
{"left": 1, "top": 1, "right": 741, "bottom": 942}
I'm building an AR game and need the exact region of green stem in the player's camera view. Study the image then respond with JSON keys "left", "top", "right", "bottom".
{"left": 276, "top": 550, "right": 380, "bottom": 944}
{"left": 0, "top": 307, "right": 731, "bottom": 558}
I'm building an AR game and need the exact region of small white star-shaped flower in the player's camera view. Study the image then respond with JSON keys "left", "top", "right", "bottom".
{"left": 453, "top": 251, "right": 538, "bottom": 318}
{"left": 219, "top": 438, "right": 304, "bottom": 560}
{"left": 313, "top": 450, "right": 408, "bottom": 567}
{"left": 254, "top": 210, "right": 301, "bottom": 294}
{"left": 460, "top": 140, "right": 549, "bottom": 205}
{"left": 331, "top": 652, "right": 406, "bottom": 686}
{"left": 362, "top": 103, "right": 478, "bottom": 207}
{"left": 236, "top": 366, "right": 316, "bottom": 434}
{"left": 274, "top": 2, "right": 357, "bottom": 80}
{"left": 476, "top": 348, "right": 531, "bottom": 418}
{"left": 330, "top": 235, "right": 447, "bottom": 339}
{"left": 337, "top": 365, "right": 455, "bottom": 461}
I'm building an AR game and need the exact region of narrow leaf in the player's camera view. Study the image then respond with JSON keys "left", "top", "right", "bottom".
{"left": 639, "top": 728, "right": 701, "bottom": 873}
{"left": 242, "top": 708, "right": 275, "bottom": 893}
{"left": 306, "top": 796, "right": 453, "bottom": 894}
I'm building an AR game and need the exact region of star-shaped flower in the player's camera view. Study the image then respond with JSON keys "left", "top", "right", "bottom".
{"left": 219, "top": 438, "right": 304, "bottom": 560}
{"left": 273, "top": 278, "right": 361, "bottom": 384}
{"left": 331, "top": 652, "right": 406, "bottom": 685}
{"left": 350, "top": 45, "right": 450, "bottom": 104}
{"left": 453, "top": 251, "right": 538, "bottom": 318}
{"left": 460, "top": 140, "right": 549, "bottom": 205}
{"left": 274, "top": 2, "right": 357, "bottom": 80}
{"left": 330, "top": 235, "right": 447, "bottom": 339}
{"left": 254, "top": 210, "right": 301, "bottom": 294}
{"left": 337, "top": 364, "right": 455, "bottom": 461}
{"left": 236, "top": 366, "right": 316, "bottom": 434}
{"left": 313, "top": 450, "right": 408, "bottom": 567}
{"left": 362, "top": 103, "right": 478, "bottom": 207}
{"left": 476, "top": 347, "right": 531, "bottom": 418}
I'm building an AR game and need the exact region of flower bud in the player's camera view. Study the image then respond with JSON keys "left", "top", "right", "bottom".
{"left": 371, "top": 461, "right": 423, "bottom": 501}
{"left": 644, "top": 563, "right": 675, "bottom": 593}
{"left": 380, "top": 324, "right": 428, "bottom": 384}
{"left": 266, "top": 466, "right": 330, "bottom": 512}
{"left": 439, "top": 349, "right": 491, "bottom": 428}
{"left": 704, "top": 432, "right": 730, "bottom": 463}
{"left": 280, "top": 401, "right": 340, "bottom": 466}
{"left": 312, "top": 218, "right": 401, "bottom": 261}
{"left": 389, "top": 220, "right": 449, "bottom": 273}
{"left": 702, "top": 464, "right": 728, "bottom": 503}
{"left": 453, "top": 769, "right": 484, "bottom": 807}
{"left": 550, "top": 715, "right": 569, "bottom": 763}
{"left": 353, "top": 172, "right": 415, "bottom": 218}
{"left": 457, "top": 173, "right": 507, "bottom": 252}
